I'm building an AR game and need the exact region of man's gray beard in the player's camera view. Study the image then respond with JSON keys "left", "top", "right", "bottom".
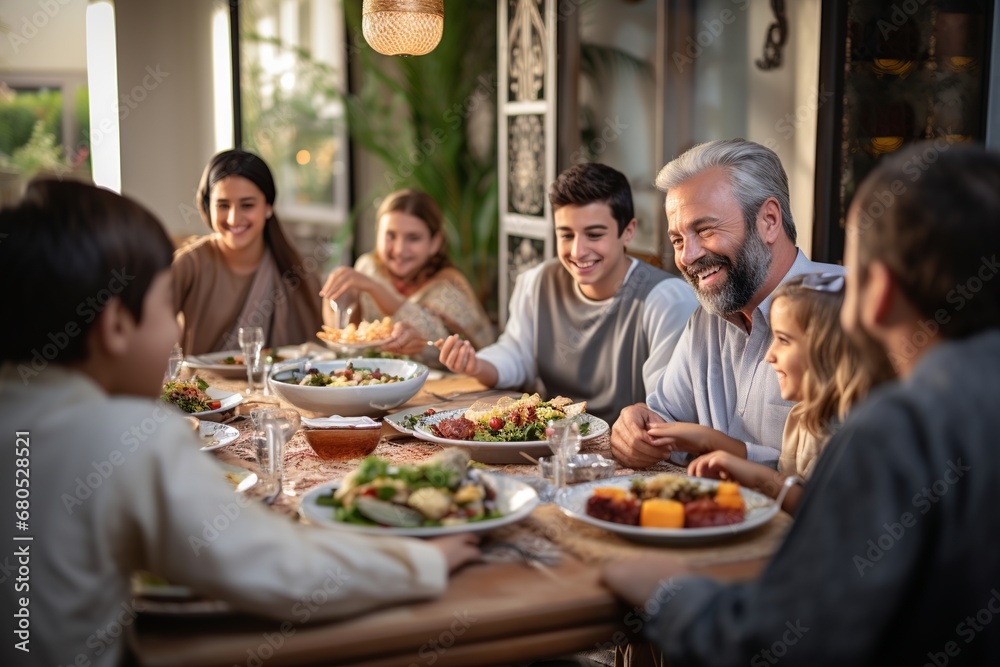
{"left": 693, "top": 226, "right": 772, "bottom": 317}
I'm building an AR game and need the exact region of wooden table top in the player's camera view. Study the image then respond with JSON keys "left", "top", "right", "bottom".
{"left": 131, "top": 365, "right": 778, "bottom": 667}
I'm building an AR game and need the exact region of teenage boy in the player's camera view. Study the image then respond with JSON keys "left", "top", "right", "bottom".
{"left": 602, "top": 143, "right": 1000, "bottom": 665}
{"left": 0, "top": 181, "right": 479, "bottom": 667}
{"left": 438, "top": 163, "right": 698, "bottom": 425}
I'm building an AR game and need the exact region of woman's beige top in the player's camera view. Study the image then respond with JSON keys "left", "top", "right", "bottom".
{"left": 778, "top": 403, "right": 829, "bottom": 479}
{"left": 355, "top": 253, "right": 496, "bottom": 367}
{"left": 173, "top": 235, "right": 322, "bottom": 354}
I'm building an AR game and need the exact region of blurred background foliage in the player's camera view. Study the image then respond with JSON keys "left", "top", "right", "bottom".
{"left": 0, "top": 85, "right": 89, "bottom": 176}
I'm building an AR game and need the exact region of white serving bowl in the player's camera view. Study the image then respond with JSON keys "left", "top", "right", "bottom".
{"left": 268, "top": 358, "right": 429, "bottom": 416}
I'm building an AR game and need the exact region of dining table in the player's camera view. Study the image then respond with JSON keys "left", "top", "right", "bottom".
{"left": 130, "top": 352, "right": 792, "bottom": 667}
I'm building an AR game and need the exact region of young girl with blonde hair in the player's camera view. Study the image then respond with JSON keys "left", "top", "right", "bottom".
{"left": 687, "top": 273, "right": 895, "bottom": 513}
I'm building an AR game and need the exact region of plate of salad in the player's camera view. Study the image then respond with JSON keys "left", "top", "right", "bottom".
{"left": 161, "top": 376, "right": 243, "bottom": 417}
{"left": 393, "top": 394, "right": 609, "bottom": 464}
{"left": 298, "top": 448, "right": 539, "bottom": 536}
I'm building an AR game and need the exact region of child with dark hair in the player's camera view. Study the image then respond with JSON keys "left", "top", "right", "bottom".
{"left": 438, "top": 162, "right": 698, "bottom": 425}
{"left": 602, "top": 143, "right": 1000, "bottom": 666}
{"left": 0, "top": 180, "right": 478, "bottom": 667}
{"left": 173, "top": 149, "right": 325, "bottom": 354}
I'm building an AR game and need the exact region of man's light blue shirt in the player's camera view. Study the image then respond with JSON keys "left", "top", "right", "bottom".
{"left": 647, "top": 250, "right": 844, "bottom": 466}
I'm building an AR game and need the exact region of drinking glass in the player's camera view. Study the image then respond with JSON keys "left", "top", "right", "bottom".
{"left": 547, "top": 418, "right": 581, "bottom": 489}
{"left": 163, "top": 343, "right": 184, "bottom": 383}
{"left": 238, "top": 326, "right": 265, "bottom": 397}
{"left": 329, "top": 300, "right": 354, "bottom": 330}
{"left": 258, "top": 408, "right": 300, "bottom": 497}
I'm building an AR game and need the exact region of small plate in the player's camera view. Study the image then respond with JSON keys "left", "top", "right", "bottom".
{"left": 406, "top": 407, "right": 609, "bottom": 464}
{"left": 384, "top": 404, "right": 441, "bottom": 437}
{"left": 188, "top": 387, "right": 243, "bottom": 417}
{"left": 184, "top": 347, "right": 298, "bottom": 378}
{"left": 555, "top": 475, "right": 781, "bottom": 545}
{"left": 182, "top": 350, "right": 248, "bottom": 378}
{"left": 298, "top": 473, "right": 539, "bottom": 537}
{"left": 197, "top": 421, "right": 240, "bottom": 451}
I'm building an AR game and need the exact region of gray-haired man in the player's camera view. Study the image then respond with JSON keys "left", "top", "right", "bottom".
{"left": 611, "top": 138, "right": 842, "bottom": 469}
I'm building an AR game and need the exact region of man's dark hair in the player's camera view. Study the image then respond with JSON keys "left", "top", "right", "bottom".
{"left": 853, "top": 142, "right": 1000, "bottom": 338}
{"left": 548, "top": 162, "right": 634, "bottom": 235}
{"left": 0, "top": 179, "right": 174, "bottom": 364}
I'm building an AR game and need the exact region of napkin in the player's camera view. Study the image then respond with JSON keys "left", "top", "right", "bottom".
{"left": 301, "top": 416, "right": 381, "bottom": 429}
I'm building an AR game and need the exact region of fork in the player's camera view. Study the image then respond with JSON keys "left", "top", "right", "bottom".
{"left": 481, "top": 541, "right": 561, "bottom": 573}
{"left": 262, "top": 477, "right": 283, "bottom": 505}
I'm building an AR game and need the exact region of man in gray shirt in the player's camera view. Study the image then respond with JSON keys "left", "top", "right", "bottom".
{"left": 612, "top": 139, "right": 841, "bottom": 468}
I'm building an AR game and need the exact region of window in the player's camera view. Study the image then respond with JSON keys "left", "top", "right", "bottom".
{"left": 238, "top": 0, "right": 349, "bottom": 227}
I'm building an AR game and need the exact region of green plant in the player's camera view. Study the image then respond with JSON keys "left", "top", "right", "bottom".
{"left": 343, "top": 1, "right": 499, "bottom": 313}
{"left": 0, "top": 88, "right": 63, "bottom": 158}
{"left": 6, "top": 120, "right": 69, "bottom": 176}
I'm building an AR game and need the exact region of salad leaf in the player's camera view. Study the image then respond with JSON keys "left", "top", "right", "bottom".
{"left": 354, "top": 456, "right": 391, "bottom": 486}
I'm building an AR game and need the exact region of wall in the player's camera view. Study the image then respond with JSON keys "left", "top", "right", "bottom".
{"left": 0, "top": 0, "right": 217, "bottom": 238}
{"left": 0, "top": 0, "right": 87, "bottom": 72}
{"left": 577, "top": 0, "right": 661, "bottom": 255}
{"left": 114, "top": 0, "right": 218, "bottom": 239}
{"left": 693, "top": 0, "right": 821, "bottom": 257}
{"left": 573, "top": 0, "right": 821, "bottom": 260}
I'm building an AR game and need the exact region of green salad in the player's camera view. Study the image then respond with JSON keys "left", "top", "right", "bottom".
{"left": 316, "top": 449, "right": 500, "bottom": 528}
{"left": 161, "top": 376, "right": 220, "bottom": 413}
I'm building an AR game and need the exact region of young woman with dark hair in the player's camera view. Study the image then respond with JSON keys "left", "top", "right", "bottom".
{"left": 173, "top": 149, "right": 324, "bottom": 354}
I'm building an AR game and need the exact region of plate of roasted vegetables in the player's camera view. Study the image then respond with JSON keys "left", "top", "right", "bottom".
{"left": 298, "top": 448, "right": 539, "bottom": 536}
{"left": 555, "top": 473, "right": 781, "bottom": 544}
{"left": 396, "top": 394, "right": 608, "bottom": 464}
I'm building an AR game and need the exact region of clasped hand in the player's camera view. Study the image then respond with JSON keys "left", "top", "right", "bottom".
{"left": 611, "top": 405, "right": 746, "bottom": 468}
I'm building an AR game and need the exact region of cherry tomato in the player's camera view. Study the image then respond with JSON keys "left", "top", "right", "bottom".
{"left": 489, "top": 416, "right": 504, "bottom": 431}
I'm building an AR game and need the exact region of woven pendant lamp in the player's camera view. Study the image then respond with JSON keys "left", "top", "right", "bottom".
{"left": 362, "top": 0, "right": 444, "bottom": 57}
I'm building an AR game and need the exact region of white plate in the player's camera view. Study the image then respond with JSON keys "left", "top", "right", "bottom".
{"left": 555, "top": 475, "right": 781, "bottom": 545}
{"left": 384, "top": 404, "right": 440, "bottom": 437}
{"left": 186, "top": 387, "right": 243, "bottom": 417}
{"left": 183, "top": 348, "right": 298, "bottom": 378}
{"left": 182, "top": 350, "right": 249, "bottom": 378}
{"left": 406, "top": 407, "right": 609, "bottom": 464}
{"left": 197, "top": 421, "right": 240, "bottom": 451}
{"left": 298, "top": 473, "right": 539, "bottom": 537}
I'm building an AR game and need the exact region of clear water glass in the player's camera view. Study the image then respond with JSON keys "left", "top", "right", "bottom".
{"left": 258, "top": 408, "right": 300, "bottom": 496}
{"left": 329, "top": 298, "right": 354, "bottom": 329}
{"left": 547, "top": 418, "right": 581, "bottom": 489}
{"left": 164, "top": 343, "right": 183, "bottom": 383}
{"left": 238, "top": 326, "right": 264, "bottom": 396}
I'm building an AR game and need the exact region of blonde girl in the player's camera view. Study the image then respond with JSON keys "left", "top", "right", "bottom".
{"left": 687, "top": 273, "right": 895, "bottom": 513}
